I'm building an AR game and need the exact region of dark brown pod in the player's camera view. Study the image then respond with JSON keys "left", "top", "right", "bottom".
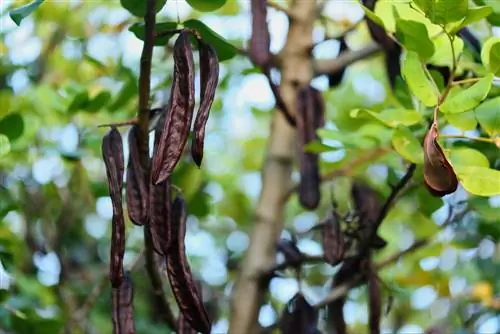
{"left": 166, "top": 194, "right": 211, "bottom": 334}
{"left": 280, "top": 292, "right": 319, "bottom": 334}
{"left": 148, "top": 178, "right": 171, "bottom": 255}
{"left": 250, "top": 0, "right": 271, "bottom": 68}
{"left": 368, "top": 269, "right": 381, "bottom": 334}
{"left": 126, "top": 126, "right": 148, "bottom": 226}
{"left": 277, "top": 239, "right": 303, "bottom": 268}
{"left": 151, "top": 30, "right": 195, "bottom": 185}
{"left": 297, "top": 86, "right": 322, "bottom": 210}
{"left": 322, "top": 213, "right": 346, "bottom": 266}
{"left": 327, "top": 37, "right": 349, "bottom": 88}
{"left": 177, "top": 312, "right": 198, "bottom": 334}
{"left": 191, "top": 40, "right": 219, "bottom": 167}
{"left": 112, "top": 272, "right": 136, "bottom": 334}
{"left": 423, "top": 122, "right": 458, "bottom": 197}
{"left": 102, "top": 127, "right": 125, "bottom": 288}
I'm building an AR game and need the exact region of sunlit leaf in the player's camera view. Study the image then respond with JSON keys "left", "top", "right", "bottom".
{"left": 402, "top": 51, "right": 439, "bottom": 107}
{"left": 440, "top": 74, "right": 494, "bottom": 113}
{"left": 9, "top": 0, "right": 45, "bottom": 26}
{"left": 186, "top": 0, "right": 226, "bottom": 12}
{"left": 0, "top": 134, "right": 10, "bottom": 158}
{"left": 395, "top": 19, "right": 435, "bottom": 60}
{"left": 415, "top": 0, "right": 468, "bottom": 24}
{"left": 391, "top": 126, "right": 424, "bottom": 164}
{"left": 474, "top": 97, "right": 500, "bottom": 136}
{"left": 444, "top": 111, "right": 477, "bottom": 130}
{"left": 449, "top": 147, "right": 490, "bottom": 169}
{"left": 0, "top": 113, "right": 24, "bottom": 142}
{"left": 455, "top": 166, "right": 500, "bottom": 196}
{"left": 350, "top": 108, "right": 422, "bottom": 128}
{"left": 481, "top": 37, "right": 500, "bottom": 76}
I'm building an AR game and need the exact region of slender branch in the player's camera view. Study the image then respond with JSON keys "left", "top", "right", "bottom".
{"left": 452, "top": 77, "right": 480, "bottom": 85}
{"left": 264, "top": 254, "right": 324, "bottom": 274}
{"left": 313, "top": 43, "right": 381, "bottom": 76}
{"left": 267, "top": 1, "right": 294, "bottom": 19}
{"left": 440, "top": 135, "right": 495, "bottom": 144}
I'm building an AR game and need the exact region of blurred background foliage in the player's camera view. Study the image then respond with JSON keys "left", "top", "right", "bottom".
{"left": 0, "top": 0, "right": 499, "bottom": 333}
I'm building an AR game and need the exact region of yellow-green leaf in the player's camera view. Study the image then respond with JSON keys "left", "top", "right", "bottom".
{"left": 350, "top": 108, "right": 422, "bottom": 128}
{"left": 391, "top": 126, "right": 424, "bottom": 164}
{"left": 455, "top": 166, "right": 500, "bottom": 196}
{"left": 449, "top": 148, "right": 490, "bottom": 168}
{"left": 402, "top": 51, "right": 439, "bottom": 107}
{"left": 440, "top": 74, "right": 494, "bottom": 113}
{"left": 474, "top": 97, "right": 500, "bottom": 136}
{"left": 481, "top": 37, "right": 500, "bottom": 76}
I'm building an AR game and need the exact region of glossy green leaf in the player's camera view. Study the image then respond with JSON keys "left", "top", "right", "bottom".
{"left": 481, "top": 37, "right": 500, "bottom": 76}
{"left": 120, "top": 0, "right": 167, "bottom": 17}
{"left": 129, "top": 21, "right": 178, "bottom": 46}
{"left": 415, "top": 0, "right": 468, "bottom": 24}
{"left": 391, "top": 126, "right": 424, "bottom": 164}
{"left": 474, "top": 97, "right": 500, "bottom": 136}
{"left": 9, "top": 0, "right": 45, "bottom": 26}
{"left": 87, "top": 91, "right": 112, "bottom": 112}
{"left": 455, "top": 166, "right": 500, "bottom": 196}
{"left": 67, "top": 90, "right": 89, "bottom": 113}
{"left": 440, "top": 74, "right": 494, "bottom": 113}
{"left": 186, "top": 0, "right": 226, "bottom": 12}
{"left": 183, "top": 19, "right": 239, "bottom": 62}
{"left": 445, "top": 110, "right": 477, "bottom": 130}
{"left": 0, "top": 113, "right": 24, "bottom": 142}
{"left": 395, "top": 19, "right": 435, "bottom": 60}
{"left": 0, "top": 91, "right": 12, "bottom": 119}
{"left": 360, "top": 3, "right": 386, "bottom": 28}
{"left": 0, "top": 134, "right": 10, "bottom": 158}
{"left": 402, "top": 51, "right": 439, "bottom": 107}
{"left": 304, "top": 141, "right": 339, "bottom": 153}
{"left": 350, "top": 108, "right": 422, "bottom": 128}
{"left": 318, "top": 129, "right": 378, "bottom": 150}
{"left": 449, "top": 147, "right": 490, "bottom": 169}
{"left": 461, "top": 6, "right": 494, "bottom": 27}
{"left": 429, "top": 34, "right": 464, "bottom": 67}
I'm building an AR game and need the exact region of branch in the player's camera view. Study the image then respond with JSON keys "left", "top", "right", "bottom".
{"left": 313, "top": 43, "right": 381, "bottom": 76}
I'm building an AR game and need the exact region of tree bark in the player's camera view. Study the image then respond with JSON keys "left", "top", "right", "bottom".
{"left": 228, "top": 2, "right": 317, "bottom": 333}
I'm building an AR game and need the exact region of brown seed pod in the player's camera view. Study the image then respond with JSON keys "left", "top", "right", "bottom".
{"left": 368, "top": 269, "right": 381, "bottom": 334}
{"left": 280, "top": 292, "right": 319, "bottom": 334}
{"left": 191, "top": 40, "right": 219, "bottom": 167}
{"left": 151, "top": 30, "right": 195, "bottom": 185}
{"left": 322, "top": 213, "right": 346, "bottom": 266}
{"left": 250, "top": 0, "right": 271, "bottom": 68}
{"left": 126, "top": 126, "right": 148, "bottom": 226}
{"left": 277, "top": 239, "right": 303, "bottom": 268}
{"left": 297, "top": 86, "right": 323, "bottom": 210}
{"left": 166, "top": 194, "right": 211, "bottom": 334}
{"left": 102, "top": 127, "right": 125, "bottom": 288}
{"left": 177, "top": 312, "right": 198, "bottom": 334}
{"left": 423, "top": 122, "right": 458, "bottom": 197}
{"left": 112, "top": 272, "right": 136, "bottom": 334}
{"left": 148, "top": 178, "right": 171, "bottom": 255}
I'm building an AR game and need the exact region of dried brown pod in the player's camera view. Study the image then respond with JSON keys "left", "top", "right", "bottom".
{"left": 280, "top": 292, "right": 319, "bottom": 334}
{"left": 126, "top": 126, "right": 148, "bottom": 226}
{"left": 277, "top": 239, "right": 303, "bottom": 268}
{"left": 177, "top": 312, "right": 198, "bottom": 334}
{"left": 151, "top": 30, "right": 195, "bottom": 185}
{"left": 148, "top": 178, "right": 171, "bottom": 255}
{"left": 102, "top": 127, "right": 125, "bottom": 288}
{"left": 249, "top": 0, "right": 271, "bottom": 68}
{"left": 423, "top": 122, "right": 458, "bottom": 197}
{"left": 297, "top": 86, "right": 324, "bottom": 210}
{"left": 191, "top": 40, "right": 219, "bottom": 167}
{"left": 322, "top": 213, "right": 346, "bottom": 266}
{"left": 368, "top": 269, "right": 381, "bottom": 334}
{"left": 166, "top": 194, "right": 211, "bottom": 334}
{"left": 112, "top": 272, "right": 136, "bottom": 334}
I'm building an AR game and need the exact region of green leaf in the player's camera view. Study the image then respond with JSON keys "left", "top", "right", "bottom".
{"left": 350, "top": 108, "right": 422, "bottom": 128}
{"left": 415, "top": 0, "right": 468, "bottom": 24}
{"left": 481, "top": 37, "right": 500, "bottom": 76}
{"left": 304, "top": 141, "right": 340, "bottom": 153}
{"left": 129, "top": 21, "right": 178, "bottom": 46}
{"left": 449, "top": 147, "right": 490, "bottom": 168}
{"left": 9, "top": 0, "right": 45, "bottom": 26}
{"left": 429, "top": 34, "right": 464, "bottom": 67}
{"left": 359, "top": 3, "right": 386, "bottom": 28}
{"left": 120, "top": 0, "right": 167, "bottom": 17}
{"left": 474, "top": 97, "right": 500, "bottom": 136}
{"left": 461, "top": 6, "right": 494, "bottom": 27}
{"left": 402, "top": 51, "right": 439, "bottom": 107}
{"left": 445, "top": 110, "right": 477, "bottom": 130}
{"left": 391, "top": 126, "right": 424, "bottom": 164}
{"left": 440, "top": 74, "right": 494, "bottom": 113}
{"left": 87, "top": 91, "right": 112, "bottom": 113}
{"left": 0, "top": 91, "right": 12, "bottom": 119}
{"left": 455, "top": 167, "right": 500, "bottom": 196}
{"left": 67, "top": 90, "right": 89, "bottom": 113}
{"left": 0, "top": 113, "right": 24, "bottom": 142}
{"left": 395, "top": 19, "right": 435, "bottom": 60}
{"left": 0, "top": 134, "right": 10, "bottom": 158}
{"left": 183, "top": 19, "right": 239, "bottom": 62}
{"left": 186, "top": 0, "right": 226, "bottom": 12}
{"left": 110, "top": 78, "right": 138, "bottom": 111}
{"left": 318, "top": 129, "right": 378, "bottom": 150}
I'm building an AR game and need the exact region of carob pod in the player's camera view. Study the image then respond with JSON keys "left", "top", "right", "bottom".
{"left": 151, "top": 30, "right": 195, "bottom": 185}
{"left": 112, "top": 272, "right": 136, "bottom": 334}
{"left": 297, "top": 86, "right": 323, "bottom": 210}
{"left": 322, "top": 213, "right": 346, "bottom": 266}
{"left": 166, "top": 194, "right": 211, "bottom": 333}
{"left": 327, "top": 36, "right": 349, "bottom": 88}
{"left": 280, "top": 292, "right": 319, "bottom": 334}
{"left": 277, "top": 239, "right": 303, "bottom": 268}
{"left": 368, "top": 267, "right": 381, "bottom": 334}
{"left": 423, "top": 122, "right": 458, "bottom": 197}
{"left": 191, "top": 40, "right": 219, "bottom": 167}
{"left": 249, "top": 0, "right": 271, "bottom": 67}
{"left": 102, "top": 127, "right": 125, "bottom": 288}
{"left": 126, "top": 126, "right": 148, "bottom": 226}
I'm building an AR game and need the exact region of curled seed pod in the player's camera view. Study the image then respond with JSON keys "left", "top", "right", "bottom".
{"left": 368, "top": 269, "right": 381, "bottom": 334}
{"left": 151, "top": 30, "right": 195, "bottom": 185}
{"left": 112, "top": 272, "right": 136, "bottom": 334}
{"left": 280, "top": 292, "right": 319, "bottom": 334}
{"left": 322, "top": 213, "right": 346, "bottom": 266}
{"left": 277, "top": 239, "right": 303, "bottom": 268}
{"left": 126, "top": 126, "right": 148, "bottom": 226}
{"left": 166, "top": 194, "right": 211, "bottom": 334}
{"left": 250, "top": 0, "right": 271, "bottom": 68}
{"left": 327, "top": 37, "right": 349, "bottom": 88}
{"left": 191, "top": 40, "right": 219, "bottom": 167}
{"left": 148, "top": 179, "right": 171, "bottom": 255}
{"left": 297, "top": 86, "right": 323, "bottom": 210}
{"left": 102, "top": 127, "right": 125, "bottom": 288}
{"left": 423, "top": 122, "right": 458, "bottom": 197}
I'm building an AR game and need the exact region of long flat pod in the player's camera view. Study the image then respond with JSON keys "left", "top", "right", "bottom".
{"left": 191, "top": 40, "right": 219, "bottom": 167}
{"left": 151, "top": 30, "right": 195, "bottom": 185}
{"left": 280, "top": 292, "right": 319, "bottom": 334}
{"left": 112, "top": 272, "right": 136, "bottom": 334}
{"left": 148, "top": 178, "right": 171, "bottom": 255}
{"left": 102, "top": 127, "right": 125, "bottom": 288}
{"left": 368, "top": 269, "right": 381, "bottom": 334}
{"left": 166, "top": 194, "right": 211, "bottom": 334}
{"left": 250, "top": 0, "right": 271, "bottom": 67}
{"left": 322, "top": 213, "right": 346, "bottom": 266}
{"left": 126, "top": 126, "right": 148, "bottom": 226}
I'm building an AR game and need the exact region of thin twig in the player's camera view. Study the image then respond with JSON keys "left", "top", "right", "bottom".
{"left": 313, "top": 43, "right": 381, "bottom": 76}
{"left": 440, "top": 135, "right": 495, "bottom": 144}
